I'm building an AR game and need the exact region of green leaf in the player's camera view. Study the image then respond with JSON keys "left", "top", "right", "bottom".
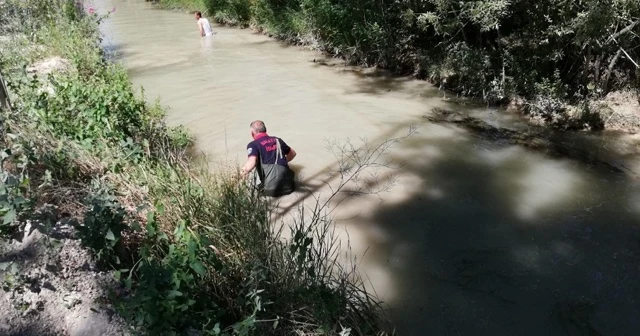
{"left": 3, "top": 209, "right": 17, "bottom": 224}
{"left": 105, "top": 229, "right": 115, "bottom": 241}
{"left": 155, "top": 203, "right": 165, "bottom": 216}
{"left": 166, "top": 290, "right": 183, "bottom": 299}
{"left": 146, "top": 210, "right": 155, "bottom": 224}
{"left": 5, "top": 176, "right": 18, "bottom": 187}
{"left": 12, "top": 196, "right": 26, "bottom": 205}
{"left": 188, "top": 238, "right": 197, "bottom": 257}
{"left": 190, "top": 260, "right": 206, "bottom": 276}
{"left": 146, "top": 220, "right": 156, "bottom": 237}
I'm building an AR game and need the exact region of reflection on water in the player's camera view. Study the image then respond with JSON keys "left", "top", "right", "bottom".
{"left": 98, "top": 0, "right": 640, "bottom": 335}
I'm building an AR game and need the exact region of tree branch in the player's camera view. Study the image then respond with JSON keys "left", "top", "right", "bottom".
{"left": 610, "top": 35, "right": 640, "bottom": 69}
{"left": 0, "top": 71, "right": 12, "bottom": 112}
{"left": 605, "top": 19, "right": 640, "bottom": 45}
{"left": 601, "top": 49, "right": 622, "bottom": 94}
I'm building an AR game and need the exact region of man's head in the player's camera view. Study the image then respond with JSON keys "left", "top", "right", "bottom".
{"left": 195, "top": 11, "right": 202, "bottom": 19}
{"left": 250, "top": 120, "right": 267, "bottom": 137}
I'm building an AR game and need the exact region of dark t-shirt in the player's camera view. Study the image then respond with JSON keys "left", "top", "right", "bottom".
{"left": 247, "top": 133, "right": 291, "bottom": 167}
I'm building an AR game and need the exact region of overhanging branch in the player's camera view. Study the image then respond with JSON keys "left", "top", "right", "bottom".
{"left": 605, "top": 19, "right": 640, "bottom": 45}
{"left": 0, "top": 70, "right": 12, "bottom": 111}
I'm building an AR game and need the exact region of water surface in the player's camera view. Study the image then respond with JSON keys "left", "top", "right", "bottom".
{"left": 98, "top": 1, "right": 640, "bottom": 334}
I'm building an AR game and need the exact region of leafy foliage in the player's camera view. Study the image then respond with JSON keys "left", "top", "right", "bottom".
{"left": 0, "top": 141, "right": 34, "bottom": 235}
{"left": 17, "top": 70, "right": 149, "bottom": 142}
{"left": 77, "top": 183, "right": 127, "bottom": 266}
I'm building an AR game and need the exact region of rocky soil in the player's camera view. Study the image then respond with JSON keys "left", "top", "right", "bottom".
{"left": 0, "top": 220, "right": 129, "bottom": 336}
{"left": 26, "top": 57, "right": 72, "bottom": 76}
{"left": 510, "top": 89, "right": 640, "bottom": 133}
{"left": 600, "top": 90, "right": 640, "bottom": 132}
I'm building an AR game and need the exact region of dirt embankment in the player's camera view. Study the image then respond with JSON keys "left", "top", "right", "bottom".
{"left": 1, "top": 56, "right": 129, "bottom": 335}
{"left": 506, "top": 90, "right": 640, "bottom": 133}
{"left": 598, "top": 91, "right": 640, "bottom": 133}
{"left": 1, "top": 219, "right": 128, "bottom": 336}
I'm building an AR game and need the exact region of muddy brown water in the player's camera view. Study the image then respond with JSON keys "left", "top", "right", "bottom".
{"left": 97, "top": 1, "right": 640, "bottom": 334}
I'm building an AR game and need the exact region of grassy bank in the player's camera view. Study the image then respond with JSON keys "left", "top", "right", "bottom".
{"left": 159, "top": 0, "right": 640, "bottom": 131}
{"left": 0, "top": 1, "right": 390, "bottom": 335}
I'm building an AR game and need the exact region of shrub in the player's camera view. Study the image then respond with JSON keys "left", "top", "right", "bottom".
{"left": 77, "top": 182, "right": 128, "bottom": 266}
{"left": 0, "top": 140, "right": 34, "bottom": 235}
{"left": 17, "top": 69, "right": 148, "bottom": 142}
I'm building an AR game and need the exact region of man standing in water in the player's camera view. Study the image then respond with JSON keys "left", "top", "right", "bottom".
{"left": 195, "top": 11, "right": 213, "bottom": 37}
{"left": 241, "top": 120, "right": 297, "bottom": 197}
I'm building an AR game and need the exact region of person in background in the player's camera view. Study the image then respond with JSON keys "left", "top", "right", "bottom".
{"left": 241, "top": 120, "right": 297, "bottom": 197}
{"left": 195, "top": 11, "right": 213, "bottom": 37}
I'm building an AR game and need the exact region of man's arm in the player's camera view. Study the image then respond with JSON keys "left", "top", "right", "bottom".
{"left": 280, "top": 139, "right": 296, "bottom": 162}
{"left": 198, "top": 20, "right": 204, "bottom": 36}
{"left": 285, "top": 148, "right": 296, "bottom": 162}
{"left": 241, "top": 155, "right": 257, "bottom": 177}
{"left": 241, "top": 144, "right": 258, "bottom": 178}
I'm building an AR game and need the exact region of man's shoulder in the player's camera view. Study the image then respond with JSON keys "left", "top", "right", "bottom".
{"left": 247, "top": 141, "right": 258, "bottom": 156}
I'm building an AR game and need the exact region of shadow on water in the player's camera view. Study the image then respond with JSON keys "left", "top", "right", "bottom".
{"left": 342, "top": 119, "right": 640, "bottom": 335}
{"left": 310, "top": 59, "right": 440, "bottom": 98}
{"left": 100, "top": 42, "right": 130, "bottom": 62}
{"left": 271, "top": 121, "right": 422, "bottom": 222}
{"left": 100, "top": 42, "right": 197, "bottom": 77}
{"left": 126, "top": 58, "right": 197, "bottom": 77}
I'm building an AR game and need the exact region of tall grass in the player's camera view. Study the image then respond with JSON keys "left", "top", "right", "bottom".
{"left": 0, "top": 0, "right": 392, "bottom": 335}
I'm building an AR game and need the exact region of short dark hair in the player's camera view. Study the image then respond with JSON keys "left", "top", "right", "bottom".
{"left": 195, "top": 11, "right": 202, "bottom": 17}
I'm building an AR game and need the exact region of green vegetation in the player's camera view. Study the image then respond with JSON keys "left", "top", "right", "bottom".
{"left": 0, "top": 1, "right": 390, "bottom": 335}
{"left": 161, "top": 0, "right": 640, "bottom": 130}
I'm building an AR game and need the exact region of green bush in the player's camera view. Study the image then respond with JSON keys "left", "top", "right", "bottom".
{"left": 19, "top": 69, "right": 148, "bottom": 142}
{"left": 77, "top": 182, "right": 128, "bottom": 266}
{"left": 0, "top": 142, "right": 34, "bottom": 235}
